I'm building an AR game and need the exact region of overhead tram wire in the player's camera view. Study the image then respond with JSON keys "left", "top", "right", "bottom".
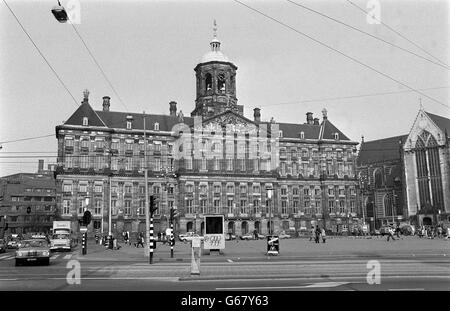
{"left": 2, "top": 0, "right": 79, "bottom": 108}
{"left": 0, "top": 134, "right": 54, "bottom": 145}
{"left": 261, "top": 86, "right": 450, "bottom": 108}
{"left": 345, "top": 0, "right": 449, "bottom": 68}
{"left": 232, "top": 0, "right": 450, "bottom": 109}
{"left": 285, "top": 0, "right": 449, "bottom": 70}
{"left": 70, "top": 23, "right": 129, "bottom": 113}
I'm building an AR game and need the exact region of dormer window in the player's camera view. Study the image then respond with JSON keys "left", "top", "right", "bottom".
{"left": 279, "top": 130, "right": 283, "bottom": 138}
{"left": 127, "top": 121, "right": 132, "bottom": 129}
{"left": 334, "top": 133, "right": 339, "bottom": 140}
{"left": 126, "top": 115, "right": 133, "bottom": 130}
{"left": 300, "top": 131, "right": 305, "bottom": 139}
{"left": 82, "top": 117, "right": 88, "bottom": 126}
{"left": 154, "top": 122, "right": 159, "bottom": 131}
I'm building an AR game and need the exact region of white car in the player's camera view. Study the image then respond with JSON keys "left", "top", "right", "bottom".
{"left": 178, "top": 232, "right": 203, "bottom": 242}
{"left": 239, "top": 234, "right": 254, "bottom": 240}
{"left": 278, "top": 232, "right": 291, "bottom": 239}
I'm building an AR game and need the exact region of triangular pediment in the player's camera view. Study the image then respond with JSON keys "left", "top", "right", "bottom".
{"left": 194, "top": 110, "right": 258, "bottom": 133}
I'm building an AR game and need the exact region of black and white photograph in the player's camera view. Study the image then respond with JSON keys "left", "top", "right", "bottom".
{"left": 0, "top": 0, "right": 449, "bottom": 301}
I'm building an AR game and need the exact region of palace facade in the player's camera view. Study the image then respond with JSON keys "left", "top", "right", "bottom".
{"left": 55, "top": 30, "right": 360, "bottom": 237}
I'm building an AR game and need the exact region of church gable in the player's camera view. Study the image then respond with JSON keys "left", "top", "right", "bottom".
{"left": 403, "top": 110, "right": 447, "bottom": 151}
{"left": 64, "top": 92, "right": 107, "bottom": 128}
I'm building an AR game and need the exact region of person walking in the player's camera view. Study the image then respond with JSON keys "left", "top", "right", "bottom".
{"left": 136, "top": 232, "right": 144, "bottom": 248}
{"left": 310, "top": 226, "right": 315, "bottom": 242}
{"left": 387, "top": 226, "right": 396, "bottom": 242}
{"left": 315, "top": 226, "right": 321, "bottom": 244}
{"left": 321, "top": 228, "right": 326, "bottom": 243}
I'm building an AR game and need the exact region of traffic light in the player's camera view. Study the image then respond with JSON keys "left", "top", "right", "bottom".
{"left": 82, "top": 210, "right": 92, "bottom": 226}
{"left": 27, "top": 206, "right": 31, "bottom": 214}
{"left": 149, "top": 195, "right": 158, "bottom": 216}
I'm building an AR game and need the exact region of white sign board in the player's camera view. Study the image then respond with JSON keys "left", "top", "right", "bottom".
{"left": 80, "top": 226, "right": 88, "bottom": 233}
{"left": 191, "top": 237, "right": 201, "bottom": 248}
{"left": 203, "top": 234, "right": 225, "bottom": 250}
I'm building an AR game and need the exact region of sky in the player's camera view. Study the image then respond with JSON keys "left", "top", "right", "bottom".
{"left": 0, "top": 0, "right": 448, "bottom": 176}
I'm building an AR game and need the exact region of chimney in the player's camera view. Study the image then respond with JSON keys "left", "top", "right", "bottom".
{"left": 313, "top": 118, "right": 319, "bottom": 125}
{"left": 102, "top": 96, "right": 111, "bottom": 111}
{"left": 306, "top": 112, "right": 313, "bottom": 125}
{"left": 169, "top": 101, "right": 177, "bottom": 116}
{"left": 38, "top": 159, "right": 44, "bottom": 173}
{"left": 253, "top": 107, "right": 261, "bottom": 123}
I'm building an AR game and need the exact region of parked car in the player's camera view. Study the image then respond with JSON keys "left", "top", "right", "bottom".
{"left": 239, "top": 234, "right": 254, "bottom": 240}
{"left": 379, "top": 226, "right": 391, "bottom": 236}
{"left": 225, "top": 233, "right": 236, "bottom": 240}
{"left": 178, "top": 232, "right": 203, "bottom": 242}
{"left": 278, "top": 231, "right": 291, "bottom": 239}
{"left": 7, "top": 236, "right": 20, "bottom": 249}
{"left": 15, "top": 239, "right": 50, "bottom": 266}
{"left": 371, "top": 229, "right": 381, "bottom": 236}
{"left": 257, "top": 234, "right": 266, "bottom": 240}
{"left": 0, "top": 239, "right": 6, "bottom": 253}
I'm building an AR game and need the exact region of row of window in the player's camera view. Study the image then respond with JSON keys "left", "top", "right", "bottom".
{"left": 6, "top": 215, "right": 53, "bottom": 223}
{"left": 81, "top": 117, "right": 161, "bottom": 131}
{"left": 64, "top": 156, "right": 173, "bottom": 171}
{"left": 24, "top": 188, "right": 54, "bottom": 193}
{"left": 10, "top": 196, "right": 55, "bottom": 202}
{"left": 62, "top": 183, "right": 175, "bottom": 195}
{"left": 65, "top": 137, "right": 170, "bottom": 151}
{"left": 279, "top": 148, "right": 353, "bottom": 159}
{"left": 8, "top": 205, "right": 53, "bottom": 212}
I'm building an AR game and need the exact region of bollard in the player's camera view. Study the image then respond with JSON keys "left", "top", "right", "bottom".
{"left": 82, "top": 232, "right": 87, "bottom": 255}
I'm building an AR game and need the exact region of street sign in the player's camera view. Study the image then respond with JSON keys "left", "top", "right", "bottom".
{"left": 267, "top": 235, "right": 279, "bottom": 255}
{"left": 80, "top": 226, "right": 88, "bottom": 233}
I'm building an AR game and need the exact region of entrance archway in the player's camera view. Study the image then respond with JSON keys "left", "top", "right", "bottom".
{"left": 186, "top": 221, "right": 193, "bottom": 233}
{"left": 254, "top": 221, "right": 261, "bottom": 233}
{"left": 241, "top": 221, "right": 248, "bottom": 234}
{"left": 423, "top": 217, "right": 432, "bottom": 226}
{"left": 228, "top": 221, "right": 235, "bottom": 234}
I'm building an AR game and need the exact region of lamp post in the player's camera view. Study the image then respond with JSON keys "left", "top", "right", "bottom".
{"left": 267, "top": 187, "right": 273, "bottom": 235}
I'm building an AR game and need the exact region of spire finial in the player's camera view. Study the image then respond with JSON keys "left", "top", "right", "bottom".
{"left": 419, "top": 97, "right": 423, "bottom": 110}
{"left": 213, "top": 19, "right": 217, "bottom": 38}
{"left": 322, "top": 108, "right": 328, "bottom": 119}
{"left": 83, "top": 89, "right": 89, "bottom": 102}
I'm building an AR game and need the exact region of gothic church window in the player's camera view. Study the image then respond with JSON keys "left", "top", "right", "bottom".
{"left": 205, "top": 73, "right": 212, "bottom": 91}
{"left": 218, "top": 73, "right": 226, "bottom": 92}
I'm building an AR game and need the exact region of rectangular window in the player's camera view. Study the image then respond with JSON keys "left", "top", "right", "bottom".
{"left": 304, "top": 188, "right": 309, "bottom": 196}
{"left": 200, "top": 199, "right": 207, "bottom": 214}
{"left": 94, "top": 200, "right": 102, "bottom": 215}
{"left": 80, "top": 155, "right": 88, "bottom": 169}
{"left": 279, "top": 200, "right": 286, "bottom": 214}
{"left": 315, "top": 189, "right": 320, "bottom": 196}
{"left": 240, "top": 200, "right": 247, "bottom": 214}
{"left": 227, "top": 185, "right": 234, "bottom": 194}
{"left": 125, "top": 185, "right": 132, "bottom": 194}
{"left": 328, "top": 188, "right": 334, "bottom": 196}
{"left": 339, "top": 200, "right": 345, "bottom": 213}
{"left": 153, "top": 186, "right": 160, "bottom": 194}
{"left": 339, "top": 189, "right": 345, "bottom": 196}
{"left": 79, "top": 183, "right": 87, "bottom": 193}
{"left": 293, "top": 200, "right": 299, "bottom": 213}
{"left": 213, "top": 199, "right": 220, "bottom": 214}
{"left": 328, "top": 200, "right": 335, "bottom": 213}
{"left": 125, "top": 158, "right": 132, "bottom": 171}
{"left": 63, "top": 200, "right": 71, "bottom": 215}
{"left": 167, "top": 185, "right": 174, "bottom": 195}
{"left": 65, "top": 156, "right": 73, "bottom": 168}
{"left": 186, "top": 184, "right": 193, "bottom": 193}
{"left": 350, "top": 201, "right": 355, "bottom": 213}
{"left": 240, "top": 185, "right": 246, "bottom": 194}
{"left": 214, "top": 185, "right": 221, "bottom": 193}
{"left": 124, "top": 200, "right": 131, "bottom": 215}
{"left": 63, "top": 184, "right": 72, "bottom": 192}
{"left": 227, "top": 199, "right": 234, "bottom": 214}
{"left": 253, "top": 199, "right": 260, "bottom": 213}
{"left": 139, "top": 200, "right": 145, "bottom": 215}
{"left": 111, "top": 200, "right": 117, "bottom": 215}
{"left": 253, "top": 185, "right": 260, "bottom": 194}
{"left": 227, "top": 158, "right": 233, "bottom": 171}
{"left": 200, "top": 185, "right": 207, "bottom": 194}
{"left": 95, "top": 184, "right": 102, "bottom": 193}
{"left": 293, "top": 188, "right": 298, "bottom": 196}
{"left": 186, "top": 199, "right": 194, "bottom": 214}
{"left": 78, "top": 200, "right": 84, "bottom": 214}
{"left": 281, "top": 188, "right": 287, "bottom": 195}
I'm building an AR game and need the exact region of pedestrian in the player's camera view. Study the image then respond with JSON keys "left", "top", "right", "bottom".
{"left": 162, "top": 231, "right": 166, "bottom": 243}
{"left": 254, "top": 229, "right": 259, "bottom": 240}
{"left": 310, "top": 226, "right": 315, "bottom": 242}
{"left": 315, "top": 226, "right": 321, "bottom": 244}
{"left": 437, "top": 225, "right": 442, "bottom": 238}
{"left": 321, "top": 228, "right": 326, "bottom": 243}
{"left": 387, "top": 226, "right": 396, "bottom": 242}
{"left": 395, "top": 225, "right": 401, "bottom": 238}
{"left": 157, "top": 232, "right": 162, "bottom": 242}
{"left": 136, "top": 232, "right": 144, "bottom": 248}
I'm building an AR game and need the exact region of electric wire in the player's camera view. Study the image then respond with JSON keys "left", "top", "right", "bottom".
{"left": 232, "top": 0, "right": 449, "bottom": 109}
{"left": 2, "top": 0, "right": 79, "bottom": 108}
{"left": 285, "top": 0, "right": 449, "bottom": 70}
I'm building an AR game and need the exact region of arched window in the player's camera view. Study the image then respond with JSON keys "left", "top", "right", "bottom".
{"left": 154, "top": 122, "right": 159, "bottom": 131}
{"left": 384, "top": 193, "right": 394, "bottom": 217}
{"left": 217, "top": 73, "right": 226, "bottom": 92}
{"left": 205, "top": 73, "right": 212, "bottom": 91}
{"left": 82, "top": 117, "right": 88, "bottom": 126}
{"left": 374, "top": 169, "right": 383, "bottom": 188}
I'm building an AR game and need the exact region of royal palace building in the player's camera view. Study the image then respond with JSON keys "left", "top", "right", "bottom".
{"left": 55, "top": 29, "right": 361, "bottom": 237}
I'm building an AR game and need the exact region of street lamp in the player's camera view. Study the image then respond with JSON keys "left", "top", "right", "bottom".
{"left": 51, "top": 1, "right": 68, "bottom": 23}
{"left": 267, "top": 187, "right": 273, "bottom": 235}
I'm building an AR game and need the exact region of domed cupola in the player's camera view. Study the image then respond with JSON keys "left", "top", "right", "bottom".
{"left": 192, "top": 20, "right": 239, "bottom": 118}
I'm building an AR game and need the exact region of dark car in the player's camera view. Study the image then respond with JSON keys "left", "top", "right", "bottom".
{"left": 0, "top": 239, "right": 6, "bottom": 253}
{"left": 15, "top": 239, "right": 50, "bottom": 266}
{"left": 379, "top": 226, "right": 391, "bottom": 236}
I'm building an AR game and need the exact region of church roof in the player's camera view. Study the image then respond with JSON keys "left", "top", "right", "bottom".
{"left": 425, "top": 111, "right": 450, "bottom": 134}
{"left": 64, "top": 100, "right": 107, "bottom": 128}
{"left": 357, "top": 134, "right": 408, "bottom": 165}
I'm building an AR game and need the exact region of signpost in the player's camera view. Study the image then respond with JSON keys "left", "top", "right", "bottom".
{"left": 267, "top": 235, "right": 279, "bottom": 256}
{"left": 203, "top": 215, "right": 225, "bottom": 254}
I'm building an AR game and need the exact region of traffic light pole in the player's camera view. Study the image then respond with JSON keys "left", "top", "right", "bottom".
{"left": 170, "top": 214, "right": 174, "bottom": 258}
{"left": 82, "top": 232, "right": 87, "bottom": 255}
